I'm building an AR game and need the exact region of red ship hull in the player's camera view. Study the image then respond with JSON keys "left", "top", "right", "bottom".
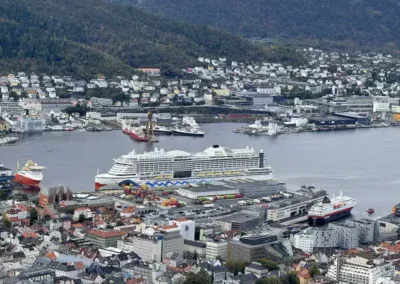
{"left": 95, "top": 182, "right": 107, "bottom": 190}
{"left": 129, "top": 132, "right": 148, "bottom": 142}
{"left": 122, "top": 129, "right": 131, "bottom": 135}
{"left": 14, "top": 173, "right": 41, "bottom": 188}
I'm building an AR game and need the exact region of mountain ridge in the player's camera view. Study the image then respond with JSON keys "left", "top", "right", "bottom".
{"left": 0, "top": 0, "right": 304, "bottom": 78}
{"left": 122, "top": 0, "right": 400, "bottom": 52}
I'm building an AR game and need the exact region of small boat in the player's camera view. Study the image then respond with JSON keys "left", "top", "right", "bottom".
{"left": 367, "top": 208, "right": 374, "bottom": 214}
{"left": 0, "top": 136, "right": 19, "bottom": 145}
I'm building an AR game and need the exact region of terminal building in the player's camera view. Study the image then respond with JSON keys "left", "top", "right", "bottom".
{"left": 266, "top": 194, "right": 326, "bottom": 222}
{"left": 176, "top": 185, "right": 239, "bottom": 200}
{"left": 176, "top": 179, "right": 286, "bottom": 200}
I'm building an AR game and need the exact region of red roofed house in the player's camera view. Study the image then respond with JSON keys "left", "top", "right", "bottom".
{"left": 120, "top": 206, "right": 135, "bottom": 218}
{"left": 45, "top": 251, "right": 57, "bottom": 260}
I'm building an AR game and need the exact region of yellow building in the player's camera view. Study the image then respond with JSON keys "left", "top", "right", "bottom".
{"left": 393, "top": 113, "right": 400, "bottom": 122}
{"left": 213, "top": 89, "right": 230, "bottom": 97}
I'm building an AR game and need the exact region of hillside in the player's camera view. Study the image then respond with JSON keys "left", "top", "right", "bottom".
{"left": 0, "top": 0, "right": 304, "bottom": 79}
{"left": 124, "top": 0, "right": 400, "bottom": 51}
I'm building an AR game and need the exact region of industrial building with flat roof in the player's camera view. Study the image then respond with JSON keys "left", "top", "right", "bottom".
{"left": 215, "top": 213, "right": 261, "bottom": 231}
{"left": 176, "top": 185, "right": 239, "bottom": 199}
{"left": 266, "top": 194, "right": 326, "bottom": 222}
{"left": 334, "top": 112, "right": 372, "bottom": 125}
{"left": 176, "top": 179, "right": 286, "bottom": 199}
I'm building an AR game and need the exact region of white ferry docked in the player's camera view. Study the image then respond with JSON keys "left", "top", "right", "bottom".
{"left": 95, "top": 145, "right": 273, "bottom": 190}
{"left": 308, "top": 191, "right": 356, "bottom": 226}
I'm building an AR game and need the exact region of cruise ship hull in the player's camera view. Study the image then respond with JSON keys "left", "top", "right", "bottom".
{"left": 173, "top": 130, "right": 204, "bottom": 137}
{"left": 308, "top": 206, "right": 353, "bottom": 226}
{"left": 95, "top": 173, "right": 273, "bottom": 190}
{"left": 14, "top": 172, "right": 42, "bottom": 188}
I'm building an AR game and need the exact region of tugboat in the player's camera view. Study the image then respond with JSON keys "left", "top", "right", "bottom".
{"left": 367, "top": 208, "right": 375, "bottom": 214}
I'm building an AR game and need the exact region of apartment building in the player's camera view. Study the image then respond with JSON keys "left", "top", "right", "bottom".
{"left": 327, "top": 254, "right": 395, "bottom": 284}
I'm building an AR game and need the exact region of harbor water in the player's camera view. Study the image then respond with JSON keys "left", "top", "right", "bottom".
{"left": 0, "top": 123, "right": 399, "bottom": 219}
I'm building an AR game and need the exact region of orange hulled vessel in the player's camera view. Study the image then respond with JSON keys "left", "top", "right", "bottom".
{"left": 14, "top": 160, "right": 45, "bottom": 188}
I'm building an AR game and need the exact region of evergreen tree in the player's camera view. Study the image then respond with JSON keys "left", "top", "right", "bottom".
{"left": 29, "top": 208, "right": 38, "bottom": 225}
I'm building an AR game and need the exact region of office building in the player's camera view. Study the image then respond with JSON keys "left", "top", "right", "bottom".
{"left": 86, "top": 229, "right": 126, "bottom": 248}
{"left": 206, "top": 241, "right": 228, "bottom": 260}
{"left": 117, "top": 233, "right": 163, "bottom": 263}
{"left": 329, "top": 223, "right": 359, "bottom": 250}
{"left": 156, "top": 225, "right": 184, "bottom": 257}
{"left": 345, "top": 219, "right": 379, "bottom": 244}
{"left": 228, "top": 235, "right": 278, "bottom": 262}
{"left": 215, "top": 213, "right": 261, "bottom": 231}
{"left": 184, "top": 240, "right": 207, "bottom": 257}
{"left": 292, "top": 222, "right": 360, "bottom": 253}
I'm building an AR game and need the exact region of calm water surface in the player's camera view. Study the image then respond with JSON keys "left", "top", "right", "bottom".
{"left": 1, "top": 123, "right": 399, "bottom": 218}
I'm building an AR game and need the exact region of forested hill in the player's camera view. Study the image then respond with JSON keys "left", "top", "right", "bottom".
{"left": 124, "top": 0, "right": 400, "bottom": 51}
{"left": 0, "top": 0, "right": 304, "bottom": 79}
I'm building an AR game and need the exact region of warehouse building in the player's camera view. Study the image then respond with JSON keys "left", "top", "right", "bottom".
{"left": 176, "top": 185, "right": 239, "bottom": 200}
{"left": 334, "top": 112, "right": 372, "bottom": 125}
{"left": 214, "top": 213, "right": 261, "bottom": 231}
{"left": 308, "top": 115, "right": 357, "bottom": 130}
{"left": 266, "top": 195, "right": 326, "bottom": 222}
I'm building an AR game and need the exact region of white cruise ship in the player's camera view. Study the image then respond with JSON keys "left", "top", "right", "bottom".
{"left": 95, "top": 145, "right": 273, "bottom": 190}
{"left": 308, "top": 192, "right": 356, "bottom": 226}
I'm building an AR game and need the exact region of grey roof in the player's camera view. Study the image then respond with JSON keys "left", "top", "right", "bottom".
{"left": 213, "top": 266, "right": 227, "bottom": 273}
{"left": 246, "top": 263, "right": 266, "bottom": 271}
{"left": 216, "top": 213, "right": 259, "bottom": 223}
{"left": 184, "top": 239, "right": 206, "bottom": 248}
{"left": 13, "top": 251, "right": 26, "bottom": 259}
{"left": 239, "top": 273, "right": 258, "bottom": 284}
{"left": 34, "top": 257, "right": 52, "bottom": 267}
{"left": 56, "top": 253, "right": 94, "bottom": 268}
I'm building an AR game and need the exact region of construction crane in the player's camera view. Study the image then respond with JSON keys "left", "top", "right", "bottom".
{"left": 145, "top": 109, "right": 158, "bottom": 142}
